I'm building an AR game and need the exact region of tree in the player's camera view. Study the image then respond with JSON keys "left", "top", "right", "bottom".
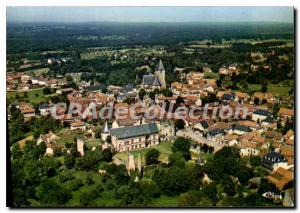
{"left": 176, "top": 96, "right": 185, "bottom": 105}
{"left": 261, "top": 83, "right": 268, "bottom": 93}
{"left": 66, "top": 75, "right": 73, "bottom": 82}
{"left": 138, "top": 88, "right": 146, "bottom": 100}
{"left": 36, "top": 179, "right": 71, "bottom": 205}
{"left": 101, "top": 148, "right": 113, "bottom": 162}
{"left": 64, "top": 153, "right": 76, "bottom": 169}
{"left": 254, "top": 97, "right": 260, "bottom": 105}
{"left": 168, "top": 151, "right": 184, "bottom": 164}
{"left": 68, "top": 178, "right": 84, "bottom": 191}
{"left": 139, "top": 179, "right": 161, "bottom": 198}
{"left": 272, "top": 103, "right": 280, "bottom": 117}
{"left": 160, "top": 88, "right": 173, "bottom": 97}
{"left": 172, "top": 137, "right": 191, "bottom": 160}
{"left": 11, "top": 143, "right": 22, "bottom": 159}
{"left": 84, "top": 174, "right": 95, "bottom": 185}
{"left": 216, "top": 79, "right": 222, "bottom": 87}
{"left": 177, "top": 191, "right": 199, "bottom": 207}
{"left": 235, "top": 167, "right": 254, "bottom": 185}
{"left": 250, "top": 156, "right": 262, "bottom": 167}
{"left": 175, "top": 119, "right": 185, "bottom": 130}
{"left": 145, "top": 148, "right": 160, "bottom": 165}
{"left": 43, "top": 87, "right": 52, "bottom": 95}
{"left": 202, "top": 182, "right": 218, "bottom": 203}
{"left": 149, "top": 91, "right": 156, "bottom": 100}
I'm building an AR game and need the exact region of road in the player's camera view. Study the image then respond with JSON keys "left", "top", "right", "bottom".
{"left": 176, "top": 127, "right": 224, "bottom": 153}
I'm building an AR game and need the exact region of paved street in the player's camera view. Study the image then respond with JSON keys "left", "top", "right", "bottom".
{"left": 176, "top": 127, "right": 225, "bottom": 153}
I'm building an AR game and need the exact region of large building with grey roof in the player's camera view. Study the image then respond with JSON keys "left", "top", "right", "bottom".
{"left": 110, "top": 123, "right": 159, "bottom": 152}
{"left": 141, "top": 59, "right": 166, "bottom": 91}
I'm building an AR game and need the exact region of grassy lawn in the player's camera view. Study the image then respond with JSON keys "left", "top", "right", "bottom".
{"left": 61, "top": 171, "right": 106, "bottom": 207}
{"left": 204, "top": 72, "right": 220, "bottom": 79}
{"left": 114, "top": 141, "right": 173, "bottom": 165}
{"left": 247, "top": 84, "right": 261, "bottom": 92}
{"left": 268, "top": 84, "right": 291, "bottom": 97}
{"left": 55, "top": 129, "right": 85, "bottom": 146}
{"left": 245, "top": 82, "right": 291, "bottom": 97}
{"left": 85, "top": 139, "right": 103, "bottom": 150}
{"left": 7, "top": 88, "right": 58, "bottom": 105}
{"left": 152, "top": 195, "right": 178, "bottom": 207}
{"left": 16, "top": 135, "right": 34, "bottom": 150}
{"left": 27, "top": 67, "right": 50, "bottom": 76}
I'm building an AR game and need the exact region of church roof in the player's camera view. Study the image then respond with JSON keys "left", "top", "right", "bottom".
{"left": 142, "top": 74, "right": 161, "bottom": 86}
{"left": 110, "top": 123, "right": 158, "bottom": 140}
{"left": 103, "top": 121, "right": 109, "bottom": 133}
{"left": 156, "top": 59, "right": 165, "bottom": 72}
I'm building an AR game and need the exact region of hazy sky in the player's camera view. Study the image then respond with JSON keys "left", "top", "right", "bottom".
{"left": 7, "top": 7, "right": 294, "bottom": 23}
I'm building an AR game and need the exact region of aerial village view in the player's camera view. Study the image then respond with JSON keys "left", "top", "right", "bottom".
{"left": 6, "top": 7, "right": 295, "bottom": 208}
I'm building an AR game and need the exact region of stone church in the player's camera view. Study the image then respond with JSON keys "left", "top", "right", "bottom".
{"left": 141, "top": 59, "right": 166, "bottom": 92}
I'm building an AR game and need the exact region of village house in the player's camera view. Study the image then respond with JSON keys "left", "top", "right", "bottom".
{"left": 193, "top": 120, "right": 214, "bottom": 133}
{"left": 278, "top": 107, "right": 294, "bottom": 119}
{"left": 279, "top": 145, "right": 294, "bottom": 168}
{"left": 235, "top": 91, "right": 249, "bottom": 103}
{"left": 39, "top": 103, "right": 52, "bottom": 116}
{"left": 37, "top": 132, "right": 57, "bottom": 146}
{"left": 186, "top": 72, "right": 204, "bottom": 85}
{"left": 21, "top": 74, "right": 31, "bottom": 83}
{"left": 218, "top": 63, "right": 240, "bottom": 75}
{"left": 283, "top": 129, "right": 294, "bottom": 147}
{"left": 267, "top": 167, "right": 293, "bottom": 191}
{"left": 252, "top": 92, "right": 275, "bottom": 104}
{"left": 252, "top": 109, "right": 271, "bottom": 122}
{"left": 239, "top": 140, "right": 262, "bottom": 156}
{"left": 110, "top": 123, "right": 159, "bottom": 152}
{"left": 31, "top": 77, "right": 39, "bottom": 85}
{"left": 56, "top": 88, "right": 74, "bottom": 95}
{"left": 107, "top": 85, "right": 122, "bottom": 96}
{"left": 238, "top": 120, "right": 258, "bottom": 131}
{"left": 237, "top": 131, "right": 267, "bottom": 156}
{"left": 19, "top": 102, "right": 36, "bottom": 118}
{"left": 171, "top": 82, "right": 183, "bottom": 95}
{"left": 224, "top": 133, "right": 239, "bottom": 146}
{"left": 70, "top": 121, "right": 87, "bottom": 131}
{"left": 112, "top": 117, "right": 140, "bottom": 129}
{"left": 59, "top": 114, "right": 74, "bottom": 123}
{"left": 155, "top": 94, "right": 177, "bottom": 105}
{"left": 264, "top": 130, "right": 283, "bottom": 143}
{"left": 262, "top": 151, "right": 288, "bottom": 170}
{"left": 207, "top": 128, "right": 225, "bottom": 141}
{"left": 261, "top": 116, "right": 276, "bottom": 129}
{"left": 233, "top": 125, "right": 252, "bottom": 135}
{"left": 18, "top": 83, "right": 30, "bottom": 90}
{"left": 38, "top": 78, "right": 47, "bottom": 86}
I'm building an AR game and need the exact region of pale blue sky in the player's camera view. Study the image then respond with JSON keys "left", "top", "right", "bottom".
{"left": 7, "top": 7, "right": 294, "bottom": 23}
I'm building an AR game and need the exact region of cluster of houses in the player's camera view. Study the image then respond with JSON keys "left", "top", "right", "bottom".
{"left": 8, "top": 59, "right": 294, "bottom": 196}
{"left": 6, "top": 72, "right": 67, "bottom": 91}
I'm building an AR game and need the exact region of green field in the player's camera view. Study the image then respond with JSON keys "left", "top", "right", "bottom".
{"left": 55, "top": 129, "right": 85, "bottom": 146}
{"left": 114, "top": 141, "right": 173, "bottom": 165}
{"left": 85, "top": 139, "right": 103, "bottom": 150}
{"left": 7, "top": 88, "right": 50, "bottom": 105}
{"left": 26, "top": 67, "right": 50, "bottom": 76}
{"left": 246, "top": 83, "right": 291, "bottom": 97}
{"left": 268, "top": 84, "right": 291, "bottom": 97}
{"left": 152, "top": 195, "right": 178, "bottom": 207}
